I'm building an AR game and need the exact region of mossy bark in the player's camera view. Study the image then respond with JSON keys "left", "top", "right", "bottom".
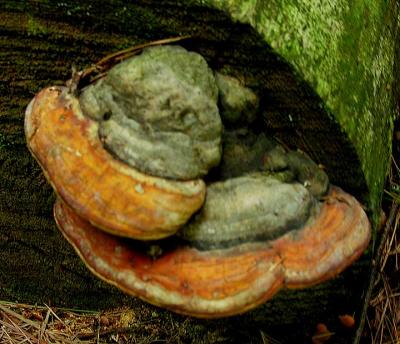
{"left": 0, "top": 1, "right": 398, "bottom": 343}
{"left": 198, "top": 0, "right": 400, "bottom": 221}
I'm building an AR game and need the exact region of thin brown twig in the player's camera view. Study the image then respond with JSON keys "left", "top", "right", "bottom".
{"left": 79, "top": 35, "right": 191, "bottom": 88}
{"left": 39, "top": 307, "right": 51, "bottom": 341}
{"left": 380, "top": 212, "right": 399, "bottom": 270}
{"left": 0, "top": 301, "right": 98, "bottom": 315}
{"left": 382, "top": 278, "right": 396, "bottom": 342}
{"left": 44, "top": 303, "right": 74, "bottom": 338}
{"left": 96, "top": 36, "right": 191, "bottom": 66}
{"left": 392, "top": 155, "right": 400, "bottom": 176}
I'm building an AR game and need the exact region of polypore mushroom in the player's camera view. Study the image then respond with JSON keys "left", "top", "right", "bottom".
{"left": 179, "top": 172, "right": 315, "bottom": 249}
{"left": 25, "top": 86, "right": 206, "bottom": 240}
{"left": 218, "top": 130, "right": 329, "bottom": 197}
{"left": 25, "top": 42, "right": 371, "bottom": 318}
{"left": 79, "top": 45, "right": 222, "bottom": 180}
{"left": 24, "top": 45, "right": 226, "bottom": 240}
{"left": 273, "top": 186, "right": 371, "bottom": 288}
{"left": 215, "top": 72, "right": 259, "bottom": 125}
{"left": 54, "top": 185, "right": 370, "bottom": 318}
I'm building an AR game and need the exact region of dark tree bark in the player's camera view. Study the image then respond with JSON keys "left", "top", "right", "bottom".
{"left": 0, "top": 1, "right": 398, "bottom": 343}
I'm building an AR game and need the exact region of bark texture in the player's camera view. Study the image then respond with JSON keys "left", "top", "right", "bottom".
{"left": 0, "top": 1, "right": 398, "bottom": 343}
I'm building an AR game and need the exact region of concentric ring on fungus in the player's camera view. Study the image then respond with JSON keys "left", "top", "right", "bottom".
{"left": 25, "top": 43, "right": 372, "bottom": 317}
{"left": 54, "top": 186, "right": 370, "bottom": 318}
{"left": 25, "top": 86, "right": 206, "bottom": 240}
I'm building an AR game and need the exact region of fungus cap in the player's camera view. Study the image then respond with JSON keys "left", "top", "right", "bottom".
{"left": 79, "top": 45, "right": 222, "bottom": 180}
{"left": 54, "top": 186, "right": 370, "bottom": 318}
{"left": 25, "top": 86, "right": 206, "bottom": 240}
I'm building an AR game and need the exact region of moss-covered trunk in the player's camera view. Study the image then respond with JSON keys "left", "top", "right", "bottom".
{"left": 200, "top": 0, "right": 400, "bottom": 220}
{"left": 0, "top": 1, "right": 398, "bottom": 343}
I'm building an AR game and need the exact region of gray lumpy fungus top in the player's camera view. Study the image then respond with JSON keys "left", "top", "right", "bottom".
{"left": 179, "top": 173, "right": 315, "bottom": 249}
{"left": 215, "top": 73, "right": 259, "bottom": 125}
{"left": 79, "top": 45, "right": 222, "bottom": 180}
{"left": 220, "top": 130, "right": 329, "bottom": 197}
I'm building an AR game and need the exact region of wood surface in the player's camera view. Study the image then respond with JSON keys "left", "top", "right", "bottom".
{"left": 0, "top": 1, "right": 377, "bottom": 342}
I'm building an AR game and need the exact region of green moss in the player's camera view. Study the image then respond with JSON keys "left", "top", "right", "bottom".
{"left": 198, "top": 0, "right": 400, "bottom": 222}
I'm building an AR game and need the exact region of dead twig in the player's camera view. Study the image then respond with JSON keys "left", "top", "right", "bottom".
{"left": 78, "top": 35, "right": 191, "bottom": 89}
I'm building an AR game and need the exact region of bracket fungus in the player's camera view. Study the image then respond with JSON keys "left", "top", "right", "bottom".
{"left": 25, "top": 86, "right": 206, "bottom": 240}
{"left": 54, "top": 186, "right": 370, "bottom": 317}
{"left": 79, "top": 45, "right": 222, "bottom": 180}
{"left": 25, "top": 41, "right": 371, "bottom": 317}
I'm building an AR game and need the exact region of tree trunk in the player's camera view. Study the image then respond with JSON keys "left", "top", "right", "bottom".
{"left": 0, "top": 1, "right": 398, "bottom": 343}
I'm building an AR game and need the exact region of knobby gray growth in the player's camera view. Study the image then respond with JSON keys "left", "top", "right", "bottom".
{"left": 180, "top": 173, "right": 316, "bottom": 249}
{"left": 79, "top": 45, "right": 329, "bottom": 250}
{"left": 79, "top": 45, "right": 222, "bottom": 180}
